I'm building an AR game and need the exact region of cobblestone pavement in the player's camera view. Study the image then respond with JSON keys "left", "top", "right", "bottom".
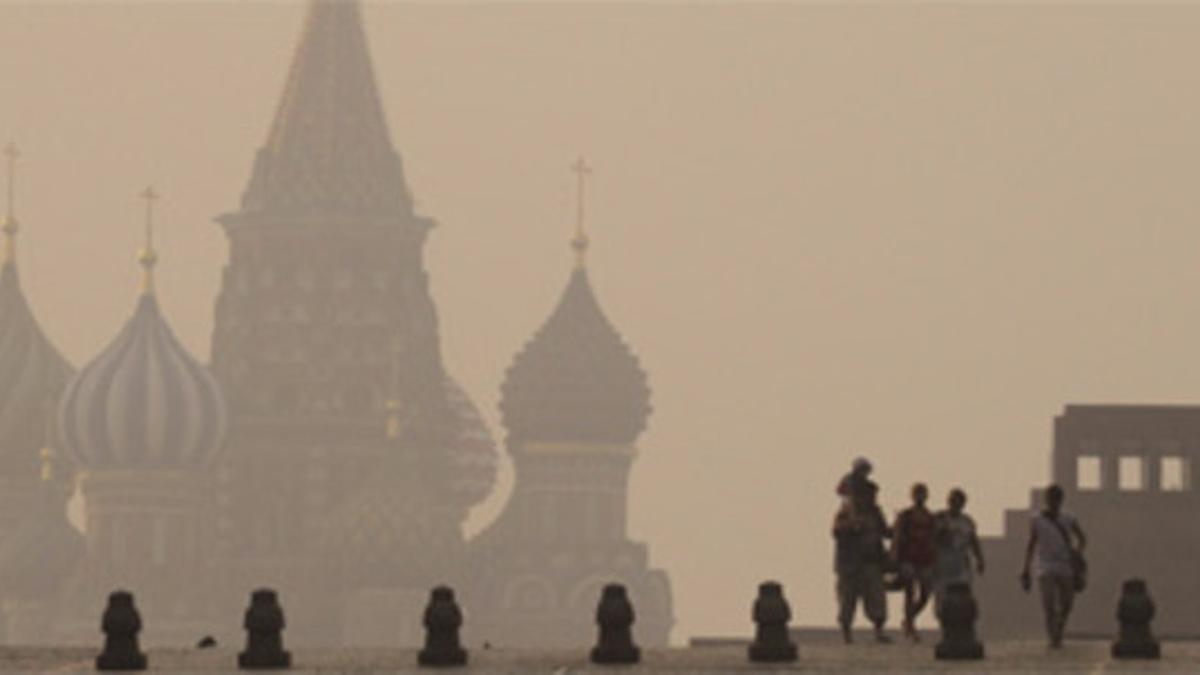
{"left": 9, "top": 641, "right": 1200, "bottom": 673}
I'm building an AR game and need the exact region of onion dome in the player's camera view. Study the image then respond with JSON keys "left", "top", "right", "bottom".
{"left": 0, "top": 254, "right": 74, "bottom": 475}
{"left": 501, "top": 160, "right": 651, "bottom": 444}
{"left": 500, "top": 266, "right": 651, "bottom": 445}
{"left": 0, "top": 143, "right": 74, "bottom": 476}
{"left": 58, "top": 189, "right": 228, "bottom": 470}
{"left": 443, "top": 375, "right": 499, "bottom": 508}
{"left": 59, "top": 293, "right": 228, "bottom": 471}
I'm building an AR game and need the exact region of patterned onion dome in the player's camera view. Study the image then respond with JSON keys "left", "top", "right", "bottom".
{"left": 500, "top": 267, "right": 651, "bottom": 444}
{"left": 58, "top": 294, "right": 228, "bottom": 469}
{"left": 444, "top": 375, "right": 499, "bottom": 508}
{"left": 0, "top": 262, "right": 74, "bottom": 475}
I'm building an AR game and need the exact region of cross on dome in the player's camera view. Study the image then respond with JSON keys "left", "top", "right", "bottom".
{"left": 138, "top": 186, "right": 160, "bottom": 294}
{"left": 571, "top": 156, "right": 592, "bottom": 267}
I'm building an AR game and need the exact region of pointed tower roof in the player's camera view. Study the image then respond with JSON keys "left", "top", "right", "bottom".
{"left": 235, "top": 0, "right": 415, "bottom": 220}
{"left": 0, "top": 144, "right": 74, "bottom": 476}
{"left": 499, "top": 160, "right": 651, "bottom": 445}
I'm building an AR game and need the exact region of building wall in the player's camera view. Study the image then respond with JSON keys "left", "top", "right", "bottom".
{"left": 468, "top": 442, "right": 674, "bottom": 648}
{"left": 977, "top": 405, "right": 1200, "bottom": 639}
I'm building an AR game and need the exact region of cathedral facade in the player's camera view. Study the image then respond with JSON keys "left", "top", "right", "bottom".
{"left": 0, "top": 0, "right": 671, "bottom": 648}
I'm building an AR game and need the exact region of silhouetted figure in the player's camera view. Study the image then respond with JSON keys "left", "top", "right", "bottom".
{"left": 836, "top": 457, "right": 873, "bottom": 507}
{"left": 747, "top": 581, "right": 797, "bottom": 663}
{"left": 95, "top": 590, "right": 147, "bottom": 671}
{"left": 1020, "top": 483, "right": 1087, "bottom": 649}
{"left": 893, "top": 482, "right": 936, "bottom": 642}
{"left": 1112, "top": 579, "right": 1159, "bottom": 659}
{"left": 934, "top": 582, "right": 984, "bottom": 660}
{"left": 418, "top": 586, "right": 468, "bottom": 667}
{"left": 590, "top": 584, "right": 640, "bottom": 664}
{"left": 196, "top": 635, "right": 217, "bottom": 649}
{"left": 933, "top": 488, "right": 985, "bottom": 617}
{"left": 238, "top": 589, "right": 291, "bottom": 669}
{"left": 832, "top": 480, "right": 892, "bottom": 644}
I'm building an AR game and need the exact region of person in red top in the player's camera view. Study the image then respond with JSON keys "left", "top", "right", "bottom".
{"left": 892, "top": 483, "right": 937, "bottom": 641}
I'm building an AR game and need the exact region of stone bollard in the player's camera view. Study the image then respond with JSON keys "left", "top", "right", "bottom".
{"left": 95, "top": 590, "right": 147, "bottom": 671}
{"left": 590, "top": 584, "right": 640, "bottom": 665}
{"left": 748, "top": 581, "right": 798, "bottom": 663}
{"left": 1112, "top": 579, "right": 1160, "bottom": 659}
{"left": 418, "top": 586, "right": 468, "bottom": 667}
{"left": 238, "top": 588, "right": 291, "bottom": 669}
{"left": 934, "top": 582, "right": 984, "bottom": 660}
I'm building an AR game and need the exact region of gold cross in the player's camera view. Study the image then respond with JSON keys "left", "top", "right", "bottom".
{"left": 140, "top": 186, "right": 159, "bottom": 249}
{"left": 570, "top": 156, "right": 592, "bottom": 266}
{"left": 3, "top": 142, "right": 19, "bottom": 223}
{"left": 138, "top": 186, "right": 160, "bottom": 292}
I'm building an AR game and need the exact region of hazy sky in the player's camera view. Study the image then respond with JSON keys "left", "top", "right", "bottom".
{"left": 4, "top": 1, "right": 1200, "bottom": 641}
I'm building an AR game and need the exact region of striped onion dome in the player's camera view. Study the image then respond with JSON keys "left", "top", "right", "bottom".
{"left": 0, "top": 261, "right": 74, "bottom": 476}
{"left": 58, "top": 293, "right": 228, "bottom": 470}
{"left": 500, "top": 267, "right": 651, "bottom": 445}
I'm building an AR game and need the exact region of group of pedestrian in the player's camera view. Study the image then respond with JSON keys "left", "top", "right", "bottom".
{"left": 831, "top": 457, "right": 1087, "bottom": 649}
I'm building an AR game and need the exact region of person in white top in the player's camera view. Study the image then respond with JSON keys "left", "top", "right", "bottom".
{"left": 932, "top": 488, "right": 986, "bottom": 615}
{"left": 1020, "top": 484, "right": 1087, "bottom": 648}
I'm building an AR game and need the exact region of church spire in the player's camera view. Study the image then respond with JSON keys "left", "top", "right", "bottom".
{"left": 237, "top": 0, "right": 413, "bottom": 219}
{"left": 3, "top": 142, "right": 20, "bottom": 269}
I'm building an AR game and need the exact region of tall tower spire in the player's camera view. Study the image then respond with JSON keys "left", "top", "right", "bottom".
{"left": 137, "top": 186, "right": 159, "bottom": 295}
{"left": 570, "top": 156, "right": 592, "bottom": 268}
{"left": 209, "top": 0, "right": 498, "bottom": 615}
{"left": 3, "top": 142, "right": 20, "bottom": 268}
{"left": 236, "top": 0, "right": 413, "bottom": 219}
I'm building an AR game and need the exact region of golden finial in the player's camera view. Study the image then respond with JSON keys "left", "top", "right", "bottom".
{"left": 570, "top": 156, "right": 592, "bottom": 268}
{"left": 138, "top": 186, "right": 159, "bottom": 294}
{"left": 39, "top": 446, "right": 54, "bottom": 483}
{"left": 2, "top": 142, "right": 20, "bottom": 266}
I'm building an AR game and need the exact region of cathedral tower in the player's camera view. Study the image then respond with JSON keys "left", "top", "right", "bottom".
{"left": 57, "top": 190, "right": 228, "bottom": 644}
{"left": 209, "top": 0, "right": 496, "bottom": 643}
{"left": 470, "top": 160, "right": 674, "bottom": 647}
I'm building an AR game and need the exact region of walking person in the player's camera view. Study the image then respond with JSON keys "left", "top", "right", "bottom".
{"left": 892, "top": 483, "right": 937, "bottom": 641}
{"left": 1020, "top": 484, "right": 1087, "bottom": 649}
{"left": 933, "top": 488, "right": 985, "bottom": 615}
{"left": 832, "top": 481, "right": 892, "bottom": 644}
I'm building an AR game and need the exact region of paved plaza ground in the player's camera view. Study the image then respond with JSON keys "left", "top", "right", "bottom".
{"left": 6, "top": 641, "right": 1199, "bottom": 673}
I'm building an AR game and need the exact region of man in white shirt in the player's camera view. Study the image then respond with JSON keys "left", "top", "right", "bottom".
{"left": 1020, "top": 484, "right": 1087, "bottom": 648}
